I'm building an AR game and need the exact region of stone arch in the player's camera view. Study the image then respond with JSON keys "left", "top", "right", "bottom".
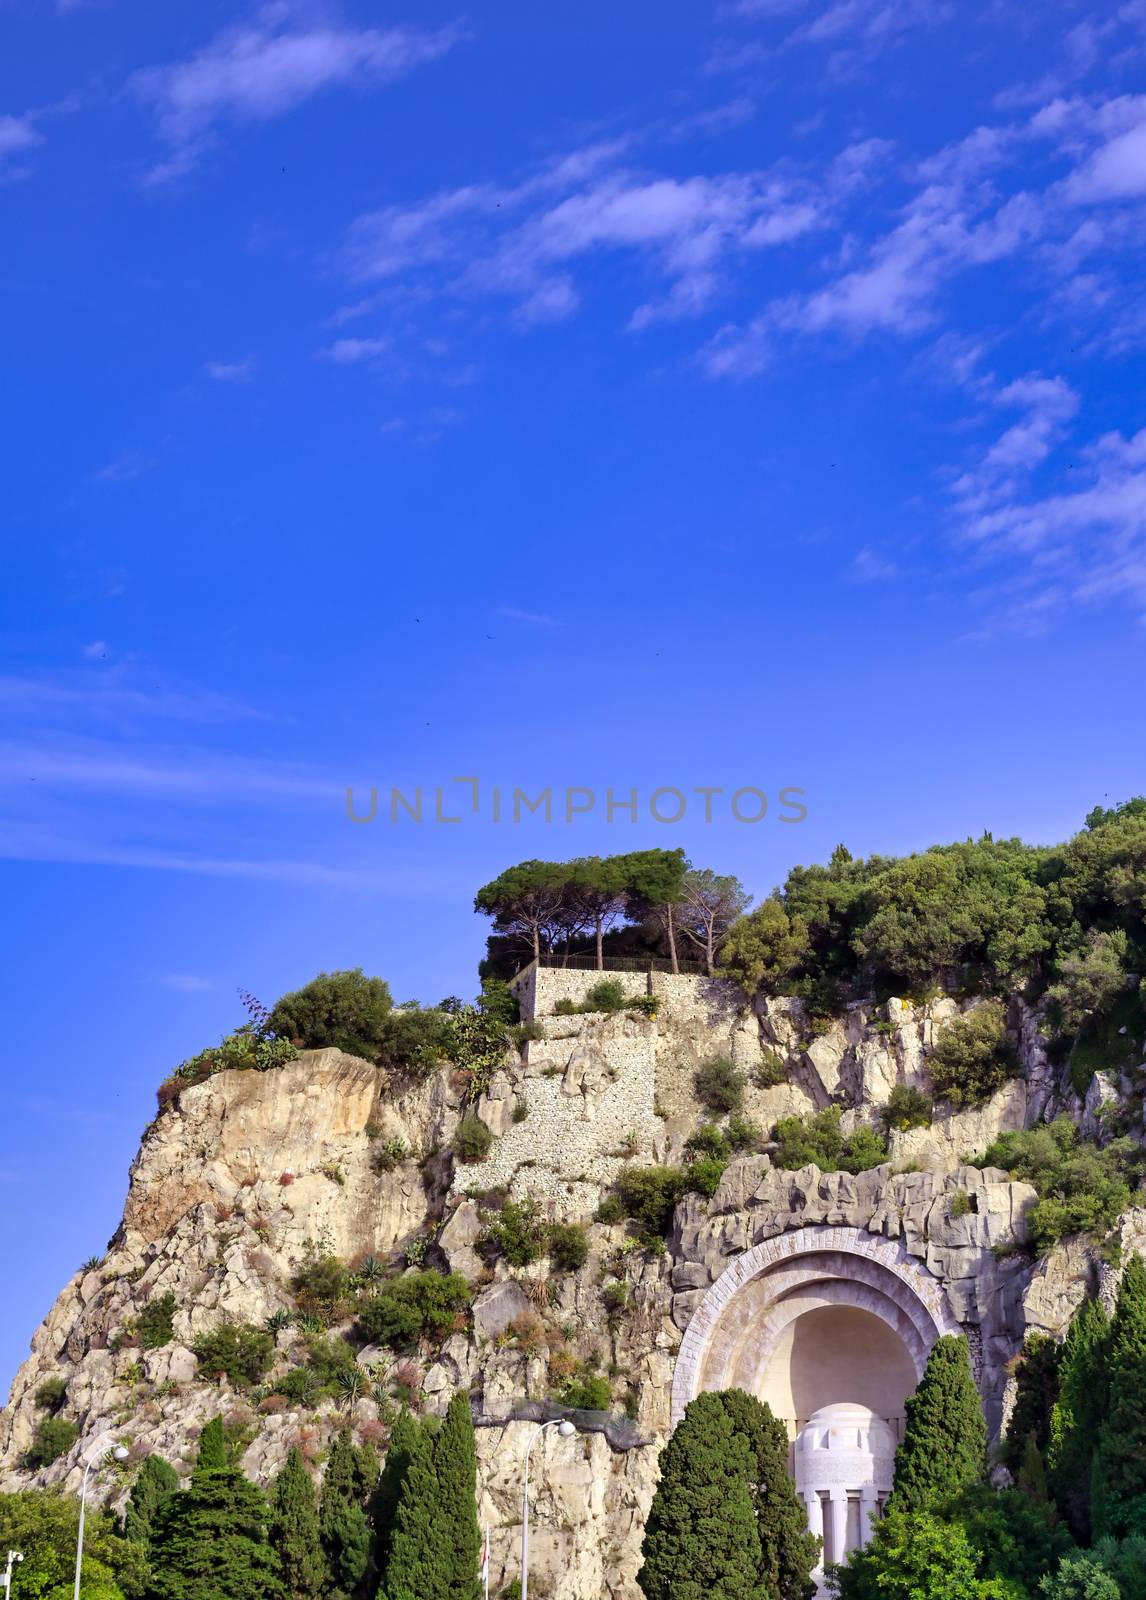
{"left": 671, "top": 1225, "right": 961, "bottom": 1427}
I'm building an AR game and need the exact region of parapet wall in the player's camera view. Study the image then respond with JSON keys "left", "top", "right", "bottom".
{"left": 510, "top": 963, "right": 738, "bottom": 1021}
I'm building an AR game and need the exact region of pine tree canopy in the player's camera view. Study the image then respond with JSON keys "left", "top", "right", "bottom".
{"left": 888, "top": 1335, "right": 986, "bottom": 1516}
{"left": 371, "top": 1409, "right": 421, "bottom": 1579}
{"left": 122, "top": 1454, "right": 179, "bottom": 1548}
{"left": 381, "top": 1418, "right": 451, "bottom": 1600}
{"left": 638, "top": 1391, "right": 766, "bottom": 1600}
{"left": 149, "top": 1425, "right": 281, "bottom": 1600}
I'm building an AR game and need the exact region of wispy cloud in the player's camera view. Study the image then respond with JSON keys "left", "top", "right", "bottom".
{"left": 97, "top": 447, "right": 153, "bottom": 483}
{"left": 205, "top": 357, "right": 255, "bottom": 382}
{"left": 0, "top": 673, "right": 275, "bottom": 726}
{"left": 0, "top": 113, "right": 41, "bottom": 170}
{"left": 338, "top": 143, "right": 830, "bottom": 340}
{"left": 156, "top": 973, "right": 214, "bottom": 992}
{"left": 496, "top": 605, "right": 559, "bottom": 626}
{"left": 134, "top": 5, "right": 461, "bottom": 182}
{"left": 318, "top": 336, "right": 391, "bottom": 365}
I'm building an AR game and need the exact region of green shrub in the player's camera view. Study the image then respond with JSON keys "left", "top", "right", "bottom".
{"left": 595, "top": 1194, "right": 625, "bottom": 1225}
{"left": 881, "top": 1085, "right": 933, "bottom": 1133}
{"left": 160, "top": 1025, "right": 298, "bottom": 1105}
{"left": 512, "top": 1098, "right": 529, "bottom": 1124}
{"left": 685, "top": 1123, "right": 728, "bottom": 1162}
{"left": 554, "top": 998, "right": 578, "bottom": 1015}
{"left": 725, "top": 1114, "right": 763, "bottom": 1153}
{"left": 928, "top": 1002, "right": 1017, "bottom": 1107}
{"left": 508, "top": 1021, "right": 544, "bottom": 1049}
{"left": 686, "top": 1155, "right": 728, "bottom": 1197}
{"left": 627, "top": 993, "right": 660, "bottom": 1018}
{"left": 772, "top": 1107, "right": 888, "bottom": 1174}
{"left": 25, "top": 1417, "right": 79, "bottom": 1468}
{"left": 487, "top": 1199, "right": 546, "bottom": 1266}
{"left": 949, "top": 1189, "right": 973, "bottom": 1219}
{"left": 34, "top": 1377, "right": 67, "bottom": 1413}
{"left": 358, "top": 1271, "right": 471, "bottom": 1349}
{"left": 478, "top": 978, "right": 519, "bottom": 1026}
{"left": 583, "top": 978, "right": 627, "bottom": 1013}
{"left": 379, "top": 1004, "right": 455, "bottom": 1080}
{"left": 694, "top": 1057, "right": 745, "bottom": 1113}
{"left": 137, "top": 1291, "right": 177, "bottom": 1350}
{"left": 977, "top": 1117, "right": 1146, "bottom": 1252}
{"left": 548, "top": 1223, "right": 589, "bottom": 1272}
{"left": 302, "top": 1334, "right": 358, "bottom": 1393}
{"left": 453, "top": 1115, "right": 494, "bottom": 1161}
{"left": 560, "top": 1373, "right": 611, "bottom": 1410}
{"left": 272, "top": 1367, "right": 321, "bottom": 1407}
{"left": 292, "top": 1250, "right": 352, "bottom": 1324}
{"left": 614, "top": 1165, "right": 686, "bottom": 1245}
{"left": 371, "top": 1137, "right": 410, "bottom": 1173}
{"left": 193, "top": 1323, "right": 274, "bottom": 1388}
{"left": 602, "top": 1282, "right": 629, "bottom": 1318}
{"left": 755, "top": 1048, "right": 787, "bottom": 1088}
{"left": 267, "top": 968, "right": 393, "bottom": 1060}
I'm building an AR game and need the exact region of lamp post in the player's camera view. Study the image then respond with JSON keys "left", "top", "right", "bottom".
{"left": 73, "top": 1436, "right": 129, "bottom": 1600}
{"left": 520, "top": 1418, "right": 576, "bottom": 1600}
{"left": 3, "top": 1551, "right": 24, "bottom": 1600}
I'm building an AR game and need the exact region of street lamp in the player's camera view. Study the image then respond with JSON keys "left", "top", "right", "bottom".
{"left": 3, "top": 1551, "right": 24, "bottom": 1600}
{"left": 73, "top": 1436, "right": 129, "bottom": 1600}
{"left": 520, "top": 1418, "right": 576, "bottom": 1600}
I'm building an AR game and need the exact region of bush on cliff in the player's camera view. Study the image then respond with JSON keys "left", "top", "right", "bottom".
{"left": 928, "top": 1003, "right": 1017, "bottom": 1107}
{"left": 976, "top": 1119, "right": 1145, "bottom": 1252}
{"left": 192, "top": 1324, "right": 274, "bottom": 1389}
{"left": 771, "top": 1107, "right": 887, "bottom": 1174}
{"left": 358, "top": 1271, "right": 471, "bottom": 1350}
{"left": 24, "top": 1417, "right": 79, "bottom": 1468}
{"left": 268, "top": 969, "right": 395, "bottom": 1061}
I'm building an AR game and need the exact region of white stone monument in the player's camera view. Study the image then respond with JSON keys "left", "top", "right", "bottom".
{"left": 794, "top": 1403, "right": 897, "bottom": 1581}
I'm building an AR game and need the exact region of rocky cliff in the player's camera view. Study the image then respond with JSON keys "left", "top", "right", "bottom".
{"left": 2, "top": 977, "right": 1141, "bottom": 1600}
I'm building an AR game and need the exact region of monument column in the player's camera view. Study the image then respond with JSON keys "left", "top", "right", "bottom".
{"left": 804, "top": 1489, "right": 824, "bottom": 1545}
{"left": 827, "top": 1490, "right": 848, "bottom": 1567}
{"left": 859, "top": 1486, "right": 880, "bottom": 1547}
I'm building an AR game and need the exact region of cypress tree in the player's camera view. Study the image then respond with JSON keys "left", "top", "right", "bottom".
{"left": 717, "top": 1389, "right": 819, "bottom": 1600}
{"left": 370, "top": 1410, "right": 421, "bottom": 1579}
{"left": 1001, "top": 1333, "right": 1060, "bottom": 1472}
{"left": 638, "top": 1391, "right": 766, "bottom": 1600}
{"left": 123, "top": 1454, "right": 180, "bottom": 1548}
{"left": 1093, "top": 1255, "right": 1146, "bottom": 1539}
{"left": 1047, "top": 1294, "right": 1110, "bottom": 1542}
{"left": 433, "top": 1393, "right": 482, "bottom": 1600}
{"left": 320, "top": 1427, "right": 373, "bottom": 1600}
{"left": 150, "top": 1417, "right": 281, "bottom": 1600}
{"left": 887, "top": 1335, "right": 985, "bottom": 1516}
{"left": 381, "top": 1417, "right": 451, "bottom": 1600}
{"left": 269, "top": 1447, "right": 326, "bottom": 1600}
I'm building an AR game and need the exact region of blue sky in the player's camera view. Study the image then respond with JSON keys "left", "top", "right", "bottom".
{"left": 3, "top": 0, "right": 1146, "bottom": 1394}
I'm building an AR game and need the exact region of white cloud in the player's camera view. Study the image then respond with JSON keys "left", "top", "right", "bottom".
{"left": 205, "top": 357, "right": 255, "bottom": 381}
{"left": 81, "top": 641, "right": 109, "bottom": 661}
{"left": 341, "top": 153, "right": 826, "bottom": 335}
{"left": 318, "top": 336, "right": 391, "bottom": 364}
{"left": 851, "top": 546, "right": 899, "bottom": 581}
{"left": 97, "top": 448, "right": 153, "bottom": 483}
{"left": 1066, "top": 118, "right": 1146, "bottom": 201}
{"left": 134, "top": 6, "right": 460, "bottom": 180}
{"left": 0, "top": 113, "right": 40, "bottom": 163}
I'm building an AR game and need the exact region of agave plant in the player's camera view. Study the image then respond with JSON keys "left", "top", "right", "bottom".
{"left": 265, "top": 1308, "right": 293, "bottom": 1335}
{"left": 336, "top": 1368, "right": 364, "bottom": 1411}
{"left": 354, "top": 1255, "right": 387, "bottom": 1286}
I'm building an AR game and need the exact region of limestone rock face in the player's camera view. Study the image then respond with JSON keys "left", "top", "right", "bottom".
{"left": 0, "top": 982, "right": 1128, "bottom": 1600}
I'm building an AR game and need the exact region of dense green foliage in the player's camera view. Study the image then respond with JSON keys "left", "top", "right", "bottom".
{"left": 694, "top": 1057, "right": 745, "bottom": 1113}
{"left": 452, "top": 1115, "right": 493, "bottom": 1161}
{"left": 358, "top": 1272, "right": 471, "bottom": 1349}
{"left": 123, "top": 1453, "right": 180, "bottom": 1562}
{"left": 137, "top": 1293, "right": 178, "bottom": 1351}
{"left": 370, "top": 1410, "right": 421, "bottom": 1582}
{"left": 268, "top": 969, "right": 395, "bottom": 1060}
{"left": 0, "top": 1487, "right": 142, "bottom": 1600}
{"left": 432, "top": 1394, "right": 482, "bottom": 1600}
{"left": 717, "top": 1390, "right": 820, "bottom": 1600}
{"left": 638, "top": 1392, "right": 766, "bottom": 1600}
{"left": 977, "top": 1119, "right": 1146, "bottom": 1252}
{"left": 269, "top": 1448, "right": 327, "bottom": 1600}
{"left": 379, "top": 1416, "right": 441, "bottom": 1600}
{"left": 25, "top": 1417, "right": 79, "bottom": 1468}
{"left": 1093, "top": 1256, "right": 1146, "bottom": 1540}
{"left": 888, "top": 1336, "right": 986, "bottom": 1516}
{"left": 150, "top": 1418, "right": 281, "bottom": 1600}
{"left": 1047, "top": 1297, "right": 1111, "bottom": 1542}
{"left": 880, "top": 1084, "right": 933, "bottom": 1132}
{"left": 771, "top": 1107, "right": 888, "bottom": 1174}
{"left": 928, "top": 1003, "right": 1017, "bottom": 1106}
{"left": 609, "top": 1161, "right": 735, "bottom": 1247}
{"left": 1002, "top": 1335, "right": 1061, "bottom": 1473}
{"left": 193, "top": 1323, "right": 275, "bottom": 1388}
{"left": 716, "top": 804, "right": 1146, "bottom": 1092}
{"left": 319, "top": 1428, "right": 373, "bottom": 1600}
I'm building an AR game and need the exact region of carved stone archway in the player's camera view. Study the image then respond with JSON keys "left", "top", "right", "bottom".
{"left": 671, "top": 1225, "right": 961, "bottom": 1427}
